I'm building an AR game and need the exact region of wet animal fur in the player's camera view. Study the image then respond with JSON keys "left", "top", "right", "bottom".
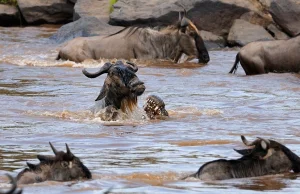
{"left": 229, "top": 36, "right": 300, "bottom": 75}
{"left": 183, "top": 136, "right": 300, "bottom": 181}
{"left": 16, "top": 143, "right": 91, "bottom": 184}
{"left": 57, "top": 15, "right": 209, "bottom": 64}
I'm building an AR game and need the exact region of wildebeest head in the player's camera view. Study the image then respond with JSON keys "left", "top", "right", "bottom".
{"left": 236, "top": 136, "right": 300, "bottom": 172}
{"left": 83, "top": 61, "right": 145, "bottom": 112}
{"left": 234, "top": 135, "right": 274, "bottom": 160}
{"left": 17, "top": 143, "right": 91, "bottom": 184}
{"left": 0, "top": 174, "right": 22, "bottom": 194}
{"left": 174, "top": 12, "right": 210, "bottom": 64}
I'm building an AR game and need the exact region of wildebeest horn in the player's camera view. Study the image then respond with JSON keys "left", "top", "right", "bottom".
{"left": 233, "top": 148, "right": 253, "bottom": 156}
{"left": 49, "top": 142, "right": 58, "bottom": 155}
{"left": 66, "top": 143, "right": 74, "bottom": 156}
{"left": 82, "top": 62, "right": 112, "bottom": 78}
{"left": 241, "top": 135, "right": 256, "bottom": 146}
{"left": 126, "top": 61, "right": 138, "bottom": 72}
{"left": 37, "top": 154, "right": 55, "bottom": 162}
{"left": 4, "top": 174, "right": 19, "bottom": 194}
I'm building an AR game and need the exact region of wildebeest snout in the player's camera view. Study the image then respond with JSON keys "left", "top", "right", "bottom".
{"left": 199, "top": 52, "right": 210, "bottom": 63}
{"left": 129, "top": 79, "right": 145, "bottom": 96}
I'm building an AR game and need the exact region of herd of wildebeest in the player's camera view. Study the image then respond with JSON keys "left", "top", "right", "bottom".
{"left": 1, "top": 10, "right": 300, "bottom": 194}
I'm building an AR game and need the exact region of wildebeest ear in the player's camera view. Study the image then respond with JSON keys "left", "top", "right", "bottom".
{"left": 27, "top": 162, "right": 38, "bottom": 170}
{"left": 257, "top": 137, "right": 270, "bottom": 150}
{"left": 261, "top": 140, "right": 267, "bottom": 150}
{"left": 179, "top": 17, "right": 189, "bottom": 33}
{"left": 95, "top": 84, "right": 107, "bottom": 101}
{"left": 82, "top": 62, "right": 112, "bottom": 79}
{"left": 234, "top": 148, "right": 253, "bottom": 156}
{"left": 126, "top": 61, "right": 138, "bottom": 72}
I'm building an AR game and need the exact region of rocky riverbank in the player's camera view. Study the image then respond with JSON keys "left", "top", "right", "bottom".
{"left": 1, "top": 0, "right": 299, "bottom": 50}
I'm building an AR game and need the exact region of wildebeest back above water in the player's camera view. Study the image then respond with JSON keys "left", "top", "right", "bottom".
{"left": 16, "top": 142, "right": 91, "bottom": 184}
{"left": 184, "top": 136, "right": 300, "bottom": 181}
{"left": 56, "top": 14, "right": 210, "bottom": 64}
{"left": 229, "top": 35, "right": 300, "bottom": 75}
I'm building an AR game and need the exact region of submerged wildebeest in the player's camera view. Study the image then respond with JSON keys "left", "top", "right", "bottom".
{"left": 229, "top": 35, "right": 300, "bottom": 75}
{"left": 0, "top": 174, "right": 22, "bottom": 194}
{"left": 56, "top": 13, "right": 210, "bottom": 64}
{"left": 83, "top": 61, "right": 168, "bottom": 121}
{"left": 16, "top": 142, "right": 91, "bottom": 184}
{"left": 183, "top": 135, "right": 300, "bottom": 181}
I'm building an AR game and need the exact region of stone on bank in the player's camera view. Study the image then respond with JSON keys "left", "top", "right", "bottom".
{"left": 17, "top": 0, "right": 74, "bottom": 24}
{"left": 227, "top": 19, "right": 274, "bottom": 46}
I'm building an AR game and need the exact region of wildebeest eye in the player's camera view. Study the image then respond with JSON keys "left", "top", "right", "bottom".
{"left": 61, "top": 161, "right": 69, "bottom": 168}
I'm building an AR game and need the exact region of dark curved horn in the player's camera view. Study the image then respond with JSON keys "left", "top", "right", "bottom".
{"left": 126, "top": 61, "right": 138, "bottom": 72}
{"left": 82, "top": 62, "right": 112, "bottom": 78}
{"left": 241, "top": 135, "right": 256, "bottom": 146}
{"left": 233, "top": 148, "right": 252, "bottom": 156}
{"left": 5, "top": 174, "right": 18, "bottom": 194}
{"left": 66, "top": 143, "right": 74, "bottom": 156}
{"left": 49, "top": 142, "right": 58, "bottom": 155}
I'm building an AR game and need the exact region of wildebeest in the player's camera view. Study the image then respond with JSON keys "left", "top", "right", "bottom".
{"left": 16, "top": 142, "right": 91, "bottom": 184}
{"left": 183, "top": 135, "right": 300, "bottom": 181}
{"left": 229, "top": 36, "right": 300, "bottom": 75}
{"left": 143, "top": 95, "right": 169, "bottom": 120}
{"left": 84, "top": 61, "right": 169, "bottom": 121}
{"left": 56, "top": 13, "right": 210, "bottom": 64}
{"left": 0, "top": 174, "right": 22, "bottom": 194}
{"left": 83, "top": 61, "right": 145, "bottom": 121}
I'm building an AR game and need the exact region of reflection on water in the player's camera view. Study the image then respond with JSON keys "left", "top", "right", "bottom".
{"left": 0, "top": 26, "right": 300, "bottom": 194}
{"left": 234, "top": 176, "right": 287, "bottom": 191}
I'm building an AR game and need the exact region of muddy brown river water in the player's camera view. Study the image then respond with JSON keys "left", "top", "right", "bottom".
{"left": 0, "top": 26, "right": 300, "bottom": 194}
